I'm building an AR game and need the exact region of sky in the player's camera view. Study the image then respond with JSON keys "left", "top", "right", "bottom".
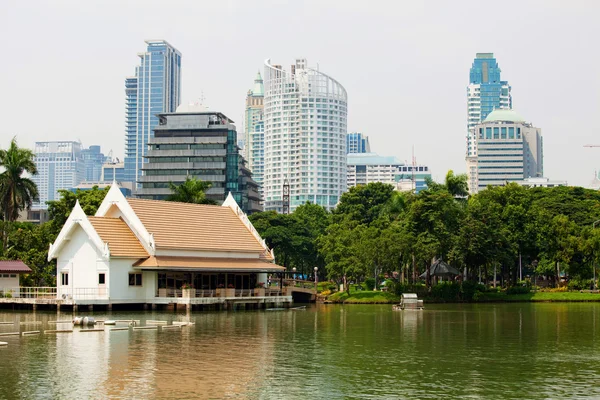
{"left": 0, "top": 0, "right": 599, "bottom": 187}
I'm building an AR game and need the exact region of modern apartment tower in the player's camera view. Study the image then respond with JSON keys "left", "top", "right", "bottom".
{"left": 244, "top": 72, "right": 265, "bottom": 197}
{"left": 31, "top": 141, "right": 85, "bottom": 209}
{"left": 124, "top": 40, "right": 182, "bottom": 187}
{"left": 263, "top": 58, "right": 348, "bottom": 212}
{"left": 467, "top": 109, "right": 543, "bottom": 194}
{"left": 466, "top": 53, "right": 512, "bottom": 158}
{"left": 346, "top": 132, "right": 370, "bottom": 154}
{"left": 137, "top": 105, "right": 262, "bottom": 214}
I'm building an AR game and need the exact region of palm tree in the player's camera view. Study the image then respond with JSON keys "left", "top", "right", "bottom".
{"left": 166, "top": 177, "right": 216, "bottom": 205}
{"left": 0, "top": 138, "right": 39, "bottom": 222}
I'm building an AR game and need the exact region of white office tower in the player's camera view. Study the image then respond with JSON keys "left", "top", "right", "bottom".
{"left": 32, "top": 141, "right": 85, "bottom": 209}
{"left": 263, "top": 58, "right": 348, "bottom": 212}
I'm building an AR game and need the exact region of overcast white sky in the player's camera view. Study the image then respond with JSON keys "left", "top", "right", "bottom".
{"left": 1, "top": 0, "right": 599, "bottom": 186}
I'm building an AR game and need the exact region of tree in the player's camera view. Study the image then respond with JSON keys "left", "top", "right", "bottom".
{"left": 0, "top": 138, "right": 39, "bottom": 251}
{"left": 47, "top": 186, "right": 109, "bottom": 236}
{"left": 166, "top": 177, "right": 216, "bottom": 205}
{"left": 333, "top": 182, "right": 395, "bottom": 225}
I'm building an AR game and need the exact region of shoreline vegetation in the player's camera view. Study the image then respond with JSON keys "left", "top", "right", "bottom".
{"left": 322, "top": 287, "right": 600, "bottom": 304}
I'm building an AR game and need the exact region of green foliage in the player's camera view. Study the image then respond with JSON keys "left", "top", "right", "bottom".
{"left": 0, "top": 138, "right": 39, "bottom": 223}
{"left": 166, "top": 177, "right": 216, "bottom": 205}
{"left": 364, "top": 278, "right": 376, "bottom": 291}
{"left": 431, "top": 282, "right": 461, "bottom": 302}
{"left": 567, "top": 277, "right": 591, "bottom": 291}
{"left": 506, "top": 286, "right": 530, "bottom": 295}
{"left": 47, "top": 186, "right": 109, "bottom": 236}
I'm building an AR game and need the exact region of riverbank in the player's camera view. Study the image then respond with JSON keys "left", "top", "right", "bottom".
{"left": 324, "top": 290, "right": 600, "bottom": 304}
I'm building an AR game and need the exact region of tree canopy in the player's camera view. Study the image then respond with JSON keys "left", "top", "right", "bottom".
{"left": 166, "top": 177, "right": 216, "bottom": 205}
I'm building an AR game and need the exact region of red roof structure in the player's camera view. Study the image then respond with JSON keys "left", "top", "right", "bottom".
{"left": 0, "top": 261, "right": 32, "bottom": 273}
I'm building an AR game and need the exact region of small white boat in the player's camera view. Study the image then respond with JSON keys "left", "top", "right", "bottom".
{"left": 393, "top": 293, "right": 424, "bottom": 311}
{"left": 104, "top": 320, "right": 116, "bottom": 325}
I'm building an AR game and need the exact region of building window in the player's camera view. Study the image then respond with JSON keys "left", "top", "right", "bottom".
{"left": 61, "top": 272, "right": 69, "bottom": 286}
{"left": 9, "top": 274, "right": 16, "bottom": 278}
{"left": 98, "top": 273, "right": 106, "bottom": 285}
{"left": 129, "top": 273, "right": 142, "bottom": 286}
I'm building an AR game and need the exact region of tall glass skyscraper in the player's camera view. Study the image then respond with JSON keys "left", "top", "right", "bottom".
{"left": 244, "top": 71, "right": 265, "bottom": 197}
{"left": 124, "top": 40, "right": 181, "bottom": 186}
{"left": 263, "top": 58, "right": 347, "bottom": 212}
{"left": 81, "top": 145, "right": 109, "bottom": 181}
{"left": 466, "top": 53, "right": 512, "bottom": 158}
{"left": 346, "top": 132, "right": 370, "bottom": 154}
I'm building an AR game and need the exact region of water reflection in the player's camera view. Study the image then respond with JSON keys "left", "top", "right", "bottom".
{"left": 1, "top": 304, "right": 600, "bottom": 399}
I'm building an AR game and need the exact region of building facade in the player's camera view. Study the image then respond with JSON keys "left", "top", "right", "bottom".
{"left": 467, "top": 53, "right": 512, "bottom": 159}
{"left": 467, "top": 109, "right": 543, "bottom": 194}
{"left": 244, "top": 72, "right": 265, "bottom": 197}
{"left": 263, "top": 58, "right": 348, "bottom": 212}
{"left": 81, "top": 145, "right": 109, "bottom": 182}
{"left": 124, "top": 40, "right": 182, "bottom": 187}
{"left": 346, "top": 132, "right": 370, "bottom": 154}
{"left": 347, "top": 153, "right": 431, "bottom": 193}
{"left": 32, "top": 141, "right": 85, "bottom": 209}
{"left": 136, "top": 106, "right": 262, "bottom": 214}
{"left": 47, "top": 183, "right": 287, "bottom": 308}
{"left": 517, "top": 177, "right": 567, "bottom": 188}
{"left": 101, "top": 161, "right": 125, "bottom": 182}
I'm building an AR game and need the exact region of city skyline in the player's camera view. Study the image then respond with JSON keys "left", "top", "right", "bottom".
{"left": 1, "top": 2, "right": 599, "bottom": 187}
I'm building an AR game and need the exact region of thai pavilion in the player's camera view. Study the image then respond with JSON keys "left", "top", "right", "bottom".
{"left": 48, "top": 183, "right": 288, "bottom": 309}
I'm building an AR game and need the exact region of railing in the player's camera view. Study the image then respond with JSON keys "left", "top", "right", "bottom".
{"left": 155, "top": 288, "right": 285, "bottom": 298}
{"left": 283, "top": 279, "right": 317, "bottom": 290}
{"left": 0, "top": 287, "right": 57, "bottom": 299}
{"left": 57, "top": 287, "right": 108, "bottom": 300}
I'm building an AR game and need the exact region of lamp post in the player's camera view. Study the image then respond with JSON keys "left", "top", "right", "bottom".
{"left": 592, "top": 220, "right": 600, "bottom": 291}
{"left": 292, "top": 267, "right": 296, "bottom": 287}
{"left": 314, "top": 267, "right": 318, "bottom": 293}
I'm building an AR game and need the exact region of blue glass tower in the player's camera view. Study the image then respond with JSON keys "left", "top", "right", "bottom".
{"left": 346, "top": 132, "right": 370, "bottom": 154}
{"left": 124, "top": 40, "right": 181, "bottom": 186}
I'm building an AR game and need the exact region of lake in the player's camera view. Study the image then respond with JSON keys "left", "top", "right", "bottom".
{"left": 1, "top": 303, "right": 599, "bottom": 399}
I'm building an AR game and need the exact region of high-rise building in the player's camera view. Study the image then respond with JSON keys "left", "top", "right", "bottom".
{"left": 466, "top": 53, "right": 512, "bottom": 158}
{"left": 124, "top": 40, "right": 182, "bottom": 187}
{"left": 31, "top": 141, "right": 85, "bottom": 209}
{"left": 263, "top": 58, "right": 348, "bottom": 212}
{"left": 346, "top": 132, "right": 370, "bottom": 154}
{"left": 101, "top": 161, "right": 125, "bottom": 182}
{"left": 137, "top": 105, "right": 262, "bottom": 214}
{"left": 244, "top": 71, "right": 265, "bottom": 197}
{"left": 467, "top": 109, "right": 543, "bottom": 194}
{"left": 347, "top": 152, "right": 431, "bottom": 193}
{"left": 81, "top": 145, "right": 109, "bottom": 181}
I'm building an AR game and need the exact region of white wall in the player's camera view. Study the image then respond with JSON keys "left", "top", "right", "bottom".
{"left": 57, "top": 225, "right": 102, "bottom": 299}
{"left": 0, "top": 275, "right": 20, "bottom": 297}
{"left": 108, "top": 259, "right": 156, "bottom": 301}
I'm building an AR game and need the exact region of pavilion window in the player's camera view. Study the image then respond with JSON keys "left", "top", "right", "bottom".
{"left": 129, "top": 273, "right": 142, "bottom": 286}
{"left": 61, "top": 272, "right": 69, "bottom": 286}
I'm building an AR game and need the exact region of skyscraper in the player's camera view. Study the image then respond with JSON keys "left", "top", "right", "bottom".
{"left": 466, "top": 53, "right": 512, "bottom": 158}
{"left": 137, "top": 105, "right": 262, "bottom": 214}
{"left": 124, "top": 40, "right": 182, "bottom": 187}
{"left": 346, "top": 132, "right": 370, "bottom": 154}
{"left": 81, "top": 145, "right": 109, "bottom": 181}
{"left": 31, "top": 141, "right": 85, "bottom": 209}
{"left": 263, "top": 58, "right": 347, "bottom": 212}
{"left": 244, "top": 71, "right": 265, "bottom": 197}
{"left": 467, "top": 109, "right": 543, "bottom": 194}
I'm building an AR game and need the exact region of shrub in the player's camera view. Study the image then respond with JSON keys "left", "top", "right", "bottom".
{"left": 364, "top": 278, "right": 376, "bottom": 291}
{"left": 320, "top": 290, "right": 331, "bottom": 297}
{"left": 550, "top": 286, "right": 568, "bottom": 293}
{"left": 506, "top": 286, "right": 530, "bottom": 295}
{"left": 567, "top": 277, "right": 590, "bottom": 291}
{"left": 431, "top": 282, "right": 461, "bottom": 302}
{"left": 461, "top": 280, "right": 485, "bottom": 301}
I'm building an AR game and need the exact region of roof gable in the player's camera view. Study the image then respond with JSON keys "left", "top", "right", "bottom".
{"left": 88, "top": 217, "right": 148, "bottom": 258}
{"left": 127, "top": 198, "right": 269, "bottom": 255}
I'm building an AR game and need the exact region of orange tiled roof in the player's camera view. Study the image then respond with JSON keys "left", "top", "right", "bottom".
{"left": 88, "top": 216, "right": 148, "bottom": 258}
{"left": 127, "top": 198, "right": 267, "bottom": 254}
{"left": 133, "top": 256, "right": 284, "bottom": 271}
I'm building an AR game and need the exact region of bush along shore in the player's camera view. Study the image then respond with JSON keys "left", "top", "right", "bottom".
{"left": 321, "top": 281, "right": 600, "bottom": 304}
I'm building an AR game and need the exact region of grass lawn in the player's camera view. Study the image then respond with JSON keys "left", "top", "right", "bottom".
{"left": 327, "top": 290, "right": 400, "bottom": 304}
{"left": 479, "top": 291, "right": 600, "bottom": 302}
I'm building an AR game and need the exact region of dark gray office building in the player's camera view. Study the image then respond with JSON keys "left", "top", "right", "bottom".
{"left": 136, "top": 107, "right": 262, "bottom": 214}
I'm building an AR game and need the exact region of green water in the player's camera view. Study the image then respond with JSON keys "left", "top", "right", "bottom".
{"left": 1, "top": 303, "right": 600, "bottom": 399}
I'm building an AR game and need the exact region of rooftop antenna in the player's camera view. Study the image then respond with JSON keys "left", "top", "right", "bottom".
{"left": 412, "top": 146, "right": 416, "bottom": 193}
